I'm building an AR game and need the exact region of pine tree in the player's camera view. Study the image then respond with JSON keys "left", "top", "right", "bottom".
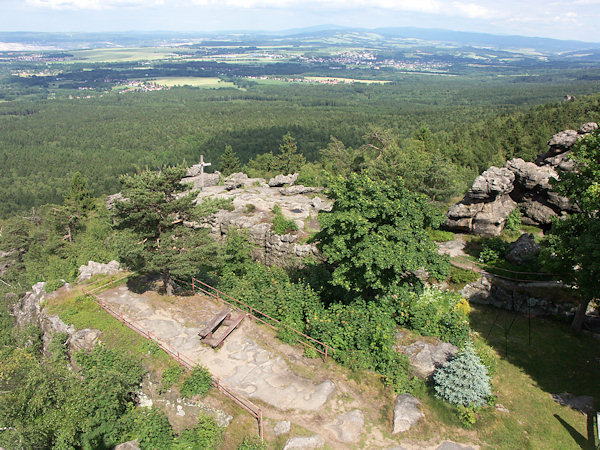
{"left": 433, "top": 344, "right": 491, "bottom": 407}
{"left": 273, "top": 133, "right": 305, "bottom": 175}
{"left": 219, "top": 145, "right": 240, "bottom": 177}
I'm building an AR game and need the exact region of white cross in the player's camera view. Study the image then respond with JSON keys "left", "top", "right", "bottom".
{"left": 198, "top": 155, "right": 211, "bottom": 191}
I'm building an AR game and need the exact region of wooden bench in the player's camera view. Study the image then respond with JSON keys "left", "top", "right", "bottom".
{"left": 202, "top": 312, "right": 245, "bottom": 348}
{"left": 198, "top": 308, "right": 231, "bottom": 338}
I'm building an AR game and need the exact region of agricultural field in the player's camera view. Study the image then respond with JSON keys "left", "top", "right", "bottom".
{"left": 149, "top": 77, "right": 237, "bottom": 89}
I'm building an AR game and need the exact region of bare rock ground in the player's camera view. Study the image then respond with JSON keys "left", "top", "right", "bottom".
{"left": 96, "top": 284, "right": 479, "bottom": 448}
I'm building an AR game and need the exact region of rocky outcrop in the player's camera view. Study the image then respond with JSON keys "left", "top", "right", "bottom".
{"left": 268, "top": 173, "right": 298, "bottom": 187}
{"left": 185, "top": 173, "right": 327, "bottom": 266}
{"left": 461, "top": 275, "right": 578, "bottom": 319}
{"left": 12, "top": 282, "right": 101, "bottom": 354}
{"left": 446, "top": 123, "right": 597, "bottom": 235}
{"left": 505, "top": 233, "right": 541, "bottom": 265}
{"left": 78, "top": 260, "right": 121, "bottom": 282}
{"left": 283, "top": 435, "right": 325, "bottom": 449}
{"left": 393, "top": 394, "right": 424, "bottom": 433}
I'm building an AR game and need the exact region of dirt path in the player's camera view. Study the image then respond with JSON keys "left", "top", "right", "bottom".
{"left": 96, "top": 284, "right": 478, "bottom": 449}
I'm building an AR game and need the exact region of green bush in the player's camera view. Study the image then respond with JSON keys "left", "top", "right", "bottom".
{"left": 48, "top": 331, "right": 70, "bottom": 362}
{"left": 449, "top": 266, "right": 480, "bottom": 285}
{"left": 173, "top": 414, "right": 224, "bottom": 449}
{"left": 433, "top": 344, "right": 491, "bottom": 408}
{"left": 45, "top": 278, "right": 66, "bottom": 293}
{"left": 428, "top": 229, "right": 456, "bottom": 242}
{"left": 478, "top": 237, "right": 510, "bottom": 263}
{"left": 457, "top": 404, "right": 477, "bottom": 428}
{"left": 396, "top": 287, "right": 471, "bottom": 347}
{"left": 473, "top": 336, "right": 499, "bottom": 377}
{"left": 504, "top": 208, "right": 522, "bottom": 232}
{"left": 135, "top": 408, "right": 174, "bottom": 449}
{"left": 180, "top": 365, "right": 213, "bottom": 399}
{"left": 160, "top": 365, "right": 185, "bottom": 392}
{"left": 271, "top": 204, "right": 298, "bottom": 235}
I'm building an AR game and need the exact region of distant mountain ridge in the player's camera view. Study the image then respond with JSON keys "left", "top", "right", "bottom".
{"left": 0, "top": 27, "right": 598, "bottom": 53}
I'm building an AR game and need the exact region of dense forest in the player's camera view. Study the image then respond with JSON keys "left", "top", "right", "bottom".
{"left": 1, "top": 76, "right": 600, "bottom": 218}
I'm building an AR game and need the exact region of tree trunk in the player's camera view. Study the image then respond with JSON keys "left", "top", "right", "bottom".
{"left": 570, "top": 298, "right": 590, "bottom": 333}
{"left": 165, "top": 273, "right": 174, "bottom": 297}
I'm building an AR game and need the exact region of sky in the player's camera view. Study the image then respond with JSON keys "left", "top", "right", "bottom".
{"left": 1, "top": 0, "right": 600, "bottom": 43}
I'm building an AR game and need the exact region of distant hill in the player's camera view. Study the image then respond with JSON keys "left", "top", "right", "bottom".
{"left": 1, "top": 27, "right": 598, "bottom": 54}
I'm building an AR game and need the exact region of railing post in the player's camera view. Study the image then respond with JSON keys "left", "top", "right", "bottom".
{"left": 259, "top": 409, "right": 264, "bottom": 441}
{"left": 192, "top": 278, "right": 195, "bottom": 294}
{"left": 147, "top": 330, "right": 151, "bottom": 339}
{"left": 177, "top": 352, "right": 180, "bottom": 363}
{"left": 325, "top": 346, "right": 328, "bottom": 363}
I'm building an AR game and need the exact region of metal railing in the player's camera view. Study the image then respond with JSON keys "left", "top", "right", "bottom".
{"left": 83, "top": 277, "right": 264, "bottom": 440}
{"left": 173, "top": 276, "right": 335, "bottom": 363}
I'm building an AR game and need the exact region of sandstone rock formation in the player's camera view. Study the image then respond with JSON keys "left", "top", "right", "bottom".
{"left": 184, "top": 173, "right": 329, "bottom": 266}
{"left": 78, "top": 260, "right": 121, "bottom": 281}
{"left": 326, "top": 409, "right": 364, "bottom": 443}
{"left": 446, "top": 123, "right": 597, "bottom": 235}
{"left": 395, "top": 340, "right": 458, "bottom": 378}
{"left": 505, "top": 233, "right": 541, "bottom": 265}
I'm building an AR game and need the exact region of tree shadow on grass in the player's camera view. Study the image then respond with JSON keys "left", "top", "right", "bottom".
{"left": 470, "top": 305, "right": 600, "bottom": 402}
{"left": 554, "top": 413, "right": 595, "bottom": 449}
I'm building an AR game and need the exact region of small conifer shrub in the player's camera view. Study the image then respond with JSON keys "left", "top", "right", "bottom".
{"left": 433, "top": 344, "right": 491, "bottom": 407}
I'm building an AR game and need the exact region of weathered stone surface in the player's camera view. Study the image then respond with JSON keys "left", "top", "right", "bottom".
{"left": 447, "top": 123, "right": 596, "bottom": 234}
{"left": 468, "top": 167, "right": 515, "bottom": 200}
{"left": 268, "top": 173, "right": 298, "bottom": 187}
{"left": 274, "top": 420, "right": 291, "bottom": 436}
{"left": 461, "top": 275, "right": 578, "bottom": 319}
{"left": 181, "top": 171, "right": 221, "bottom": 189}
{"left": 106, "top": 192, "right": 126, "bottom": 210}
{"left": 70, "top": 328, "right": 102, "bottom": 352}
{"left": 283, "top": 435, "right": 325, "bottom": 449}
{"left": 280, "top": 185, "right": 321, "bottom": 196}
{"left": 396, "top": 341, "right": 458, "bottom": 378}
{"left": 327, "top": 409, "right": 364, "bottom": 443}
{"left": 13, "top": 282, "right": 46, "bottom": 327}
{"left": 551, "top": 393, "right": 595, "bottom": 414}
{"left": 495, "top": 403, "right": 510, "bottom": 413}
{"left": 505, "top": 233, "right": 541, "bottom": 265}
{"left": 114, "top": 440, "right": 140, "bottom": 450}
{"left": 578, "top": 122, "right": 599, "bottom": 134}
{"left": 393, "top": 394, "right": 424, "bottom": 433}
{"left": 77, "top": 260, "right": 121, "bottom": 282}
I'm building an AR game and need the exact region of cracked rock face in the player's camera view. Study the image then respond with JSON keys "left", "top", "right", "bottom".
{"left": 393, "top": 394, "right": 424, "bottom": 433}
{"left": 327, "top": 409, "right": 364, "bottom": 443}
{"left": 446, "top": 122, "right": 597, "bottom": 235}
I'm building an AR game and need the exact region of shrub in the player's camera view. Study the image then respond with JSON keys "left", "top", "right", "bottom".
{"left": 160, "top": 365, "right": 185, "bottom": 392}
{"left": 473, "top": 336, "right": 499, "bottom": 377}
{"left": 180, "top": 365, "right": 213, "bottom": 398}
{"left": 135, "top": 408, "right": 174, "bottom": 449}
{"left": 504, "top": 208, "right": 522, "bottom": 232}
{"left": 396, "top": 287, "right": 471, "bottom": 347}
{"left": 45, "top": 279, "right": 66, "bottom": 293}
{"left": 428, "top": 229, "right": 456, "bottom": 242}
{"left": 478, "top": 238, "right": 510, "bottom": 263}
{"left": 173, "top": 414, "right": 223, "bottom": 449}
{"left": 457, "top": 404, "right": 477, "bottom": 428}
{"left": 271, "top": 204, "right": 298, "bottom": 235}
{"left": 449, "top": 266, "right": 480, "bottom": 286}
{"left": 433, "top": 344, "right": 491, "bottom": 408}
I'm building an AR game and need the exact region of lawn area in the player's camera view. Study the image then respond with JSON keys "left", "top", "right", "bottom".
{"left": 150, "top": 77, "right": 237, "bottom": 89}
{"left": 469, "top": 305, "right": 599, "bottom": 449}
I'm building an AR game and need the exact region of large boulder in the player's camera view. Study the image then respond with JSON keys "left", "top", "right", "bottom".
{"left": 393, "top": 394, "right": 424, "bottom": 433}
{"left": 446, "top": 194, "right": 517, "bottom": 236}
{"left": 78, "top": 260, "right": 121, "bottom": 282}
{"left": 283, "top": 435, "right": 325, "bottom": 449}
{"left": 468, "top": 167, "right": 515, "bottom": 200}
{"left": 268, "top": 173, "right": 298, "bottom": 187}
{"left": 505, "top": 234, "right": 541, "bottom": 265}
{"left": 396, "top": 340, "right": 458, "bottom": 378}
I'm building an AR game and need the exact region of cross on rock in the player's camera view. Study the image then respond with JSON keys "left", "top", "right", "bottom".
{"left": 197, "top": 155, "right": 211, "bottom": 191}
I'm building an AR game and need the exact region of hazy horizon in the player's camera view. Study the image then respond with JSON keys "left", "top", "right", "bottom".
{"left": 1, "top": 0, "right": 599, "bottom": 43}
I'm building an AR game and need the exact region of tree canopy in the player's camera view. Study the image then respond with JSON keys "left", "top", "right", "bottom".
{"left": 315, "top": 173, "right": 449, "bottom": 296}
{"left": 547, "top": 130, "right": 600, "bottom": 331}
{"left": 113, "top": 165, "right": 218, "bottom": 295}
